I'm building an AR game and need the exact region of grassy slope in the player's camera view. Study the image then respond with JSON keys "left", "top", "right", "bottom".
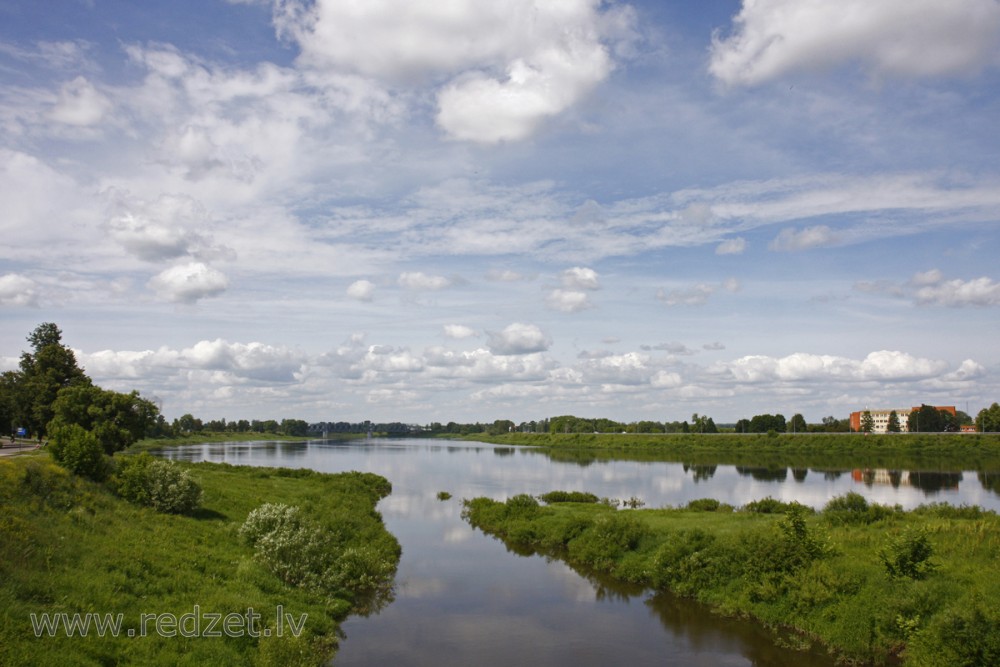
{"left": 0, "top": 452, "right": 399, "bottom": 666}
{"left": 463, "top": 495, "right": 1000, "bottom": 665}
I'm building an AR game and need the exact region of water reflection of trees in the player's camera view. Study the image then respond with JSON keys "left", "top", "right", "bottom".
{"left": 683, "top": 464, "right": 717, "bottom": 482}
{"left": 792, "top": 468, "right": 808, "bottom": 482}
{"left": 735, "top": 466, "right": 788, "bottom": 482}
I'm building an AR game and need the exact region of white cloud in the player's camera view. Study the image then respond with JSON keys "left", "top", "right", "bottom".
{"left": 105, "top": 192, "right": 229, "bottom": 263}
{"left": 769, "top": 225, "right": 837, "bottom": 252}
{"left": 48, "top": 76, "right": 111, "bottom": 126}
{"left": 560, "top": 266, "right": 600, "bottom": 290}
{"left": 487, "top": 322, "right": 551, "bottom": 356}
{"left": 398, "top": 271, "right": 451, "bottom": 290}
{"left": 0, "top": 273, "right": 40, "bottom": 306}
{"left": 148, "top": 262, "right": 229, "bottom": 303}
{"left": 716, "top": 237, "right": 746, "bottom": 255}
{"left": 912, "top": 269, "right": 944, "bottom": 286}
{"left": 346, "top": 279, "right": 376, "bottom": 301}
{"left": 272, "top": 0, "right": 626, "bottom": 143}
{"left": 715, "top": 350, "right": 949, "bottom": 383}
{"left": 710, "top": 0, "right": 1000, "bottom": 86}
{"left": 915, "top": 276, "right": 1000, "bottom": 307}
{"left": 546, "top": 289, "right": 592, "bottom": 313}
{"left": 443, "top": 324, "right": 477, "bottom": 339}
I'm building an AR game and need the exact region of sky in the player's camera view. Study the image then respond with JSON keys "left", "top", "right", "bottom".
{"left": 1, "top": 0, "right": 999, "bottom": 425}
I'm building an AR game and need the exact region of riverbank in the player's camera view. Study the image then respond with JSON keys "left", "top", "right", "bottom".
{"left": 462, "top": 432, "right": 1000, "bottom": 470}
{"left": 126, "top": 431, "right": 366, "bottom": 453}
{"left": 0, "top": 451, "right": 400, "bottom": 666}
{"left": 462, "top": 492, "right": 1000, "bottom": 665}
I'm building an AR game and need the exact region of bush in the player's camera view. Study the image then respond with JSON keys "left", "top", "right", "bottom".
{"left": 113, "top": 454, "right": 202, "bottom": 514}
{"left": 240, "top": 503, "right": 332, "bottom": 590}
{"left": 824, "top": 492, "right": 900, "bottom": 525}
{"left": 568, "top": 512, "right": 649, "bottom": 569}
{"left": 743, "top": 497, "right": 812, "bottom": 514}
{"left": 686, "top": 498, "right": 733, "bottom": 512}
{"left": 48, "top": 424, "right": 110, "bottom": 481}
{"left": 878, "top": 529, "right": 936, "bottom": 580}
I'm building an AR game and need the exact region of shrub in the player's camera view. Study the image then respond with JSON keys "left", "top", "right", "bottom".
{"left": 686, "top": 498, "right": 733, "bottom": 512}
{"left": 568, "top": 512, "right": 649, "bottom": 569}
{"left": 878, "top": 529, "right": 936, "bottom": 580}
{"left": 911, "top": 600, "right": 1000, "bottom": 666}
{"left": 824, "top": 492, "right": 900, "bottom": 525}
{"left": 48, "top": 424, "right": 110, "bottom": 481}
{"left": 240, "top": 503, "right": 332, "bottom": 590}
{"left": 113, "top": 454, "right": 202, "bottom": 514}
{"left": 743, "top": 497, "right": 812, "bottom": 514}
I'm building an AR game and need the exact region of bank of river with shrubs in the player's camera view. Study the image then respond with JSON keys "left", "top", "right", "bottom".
{"left": 0, "top": 452, "right": 400, "bottom": 666}
{"left": 462, "top": 490, "right": 1000, "bottom": 665}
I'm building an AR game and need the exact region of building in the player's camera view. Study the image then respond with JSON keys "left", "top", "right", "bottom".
{"left": 849, "top": 406, "right": 956, "bottom": 433}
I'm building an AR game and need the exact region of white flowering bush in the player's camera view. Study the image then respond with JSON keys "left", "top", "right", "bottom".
{"left": 240, "top": 503, "right": 336, "bottom": 590}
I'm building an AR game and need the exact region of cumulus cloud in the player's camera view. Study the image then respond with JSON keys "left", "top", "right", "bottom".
{"left": 487, "top": 322, "right": 551, "bottom": 355}
{"left": 714, "top": 350, "right": 949, "bottom": 383}
{"left": 716, "top": 237, "right": 746, "bottom": 255}
{"left": 710, "top": 0, "right": 1000, "bottom": 86}
{"left": 272, "top": 0, "right": 629, "bottom": 143}
{"left": 346, "top": 279, "right": 376, "bottom": 301}
{"left": 915, "top": 276, "right": 1000, "bottom": 307}
{"left": 148, "top": 262, "right": 229, "bottom": 303}
{"left": 398, "top": 271, "right": 451, "bottom": 290}
{"left": 560, "top": 266, "right": 600, "bottom": 290}
{"left": 769, "top": 225, "right": 837, "bottom": 251}
{"left": 105, "top": 192, "right": 229, "bottom": 262}
{"left": 0, "top": 273, "right": 40, "bottom": 306}
{"left": 856, "top": 269, "right": 1000, "bottom": 308}
{"left": 48, "top": 76, "right": 111, "bottom": 126}
{"left": 443, "top": 324, "right": 477, "bottom": 339}
{"left": 546, "top": 289, "right": 592, "bottom": 313}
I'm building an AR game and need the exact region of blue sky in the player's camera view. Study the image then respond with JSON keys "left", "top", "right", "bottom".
{"left": 2, "top": 0, "right": 999, "bottom": 424}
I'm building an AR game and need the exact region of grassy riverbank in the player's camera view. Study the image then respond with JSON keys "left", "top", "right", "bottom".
{"left": 0, "top": 452, "right": 399, "bottom": 666}
{"left": 126, "top": 432, "right": 370, "bottom": 453}
{"left": 463, "top": 432, "right": 1000, "bottom": 470}
{"left": 463, "top": 492, "right": 1000, "bottom": 665}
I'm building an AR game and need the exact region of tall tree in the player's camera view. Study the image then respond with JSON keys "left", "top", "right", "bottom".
{"left": 15, "top": 323, "right": 90, "bottom": 436}
{"left": 887, "top": 410, "right": 901, "bottom": 433}
{"left": 861, "top": 411, "right": 874, "bottom": 433}
{"left": 977, "top": 403, "right": 1000, "bottom": 432}
{"left": 789, "top": 413, "right": 807, "bottom": 433}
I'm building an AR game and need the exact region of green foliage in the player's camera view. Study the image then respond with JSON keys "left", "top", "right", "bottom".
{"left": 0, "top": 456, "right": 399, "bottom": 666}
{"left": 49, "top": 385, "right": 159, "bottom": 454}
{"left": 861, "top": 410, "right": 874, "bottom": 433}
{"left": 112, "top": 453, "right": 202, "bottom": 514}
{"left": 878, "top": 529, "right": 937, "bottom": 580}
{"left": 743, "top": 496, "right": 812, "bottom": 514}
{"left": 568, "top": 512, "right": 649, "bottom": 570}
{"left": 978, "top": 402, "right": 1000, "bottom": 433}
{"left": 47, "top": 424, "right": 110, "bottom": 481}
{"left": 685, "top": 498, "right": 733, "bottom": 512}
{"left": 823, "top": 492, "right": 900, "bottom": 525}
{"left": 436, "top": 490, "right": 452, "bottom": 501}
{"left": 887, "top": 410, "right": 902, "bottom": 432}
{"left": 909, "top": 600, "right": 1000, "bottom": 666}
{"left": 538, "top": 490, "right": 599, "bottom": 504}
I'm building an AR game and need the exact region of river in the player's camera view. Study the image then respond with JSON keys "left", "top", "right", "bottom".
{"left": 163, "top": 438, "right": 1000, "bottom": 666}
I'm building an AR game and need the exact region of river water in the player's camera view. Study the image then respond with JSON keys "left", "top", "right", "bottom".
{"left": 163, "top": 438, "right": 1000, "bottom": 666}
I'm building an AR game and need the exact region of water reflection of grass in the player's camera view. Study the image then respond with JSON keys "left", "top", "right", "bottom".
{"left": 0, "top": 453, "right": 399, "bottom": 666}
{"left": 464, "top": 492, "right": 1000, "bottom": 666}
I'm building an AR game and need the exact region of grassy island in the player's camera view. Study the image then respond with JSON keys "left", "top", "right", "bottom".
{"left": 463, "top": 491, "right": 1000, "bottom": 665}
{"left": 0, "top": 452, "right": 400, "bottom": 666}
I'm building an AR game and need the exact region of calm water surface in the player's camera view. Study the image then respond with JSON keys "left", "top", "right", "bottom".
{"left": 164, "top": 438, "right": 1000, "bottom": 666}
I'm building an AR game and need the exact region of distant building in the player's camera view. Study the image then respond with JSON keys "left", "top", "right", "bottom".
{"left": 849, "top": 406, "right": 956, "bottom": 433}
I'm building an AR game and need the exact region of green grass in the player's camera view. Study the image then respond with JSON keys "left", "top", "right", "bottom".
{"left": 0, "top": 452, "right": 400, "bottom": 666}
{"left": 462, "top": 432, "right": 1000, "bottom": 471}
{"left": 463, "top": 493, "right": 1000, "bottom": 665}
